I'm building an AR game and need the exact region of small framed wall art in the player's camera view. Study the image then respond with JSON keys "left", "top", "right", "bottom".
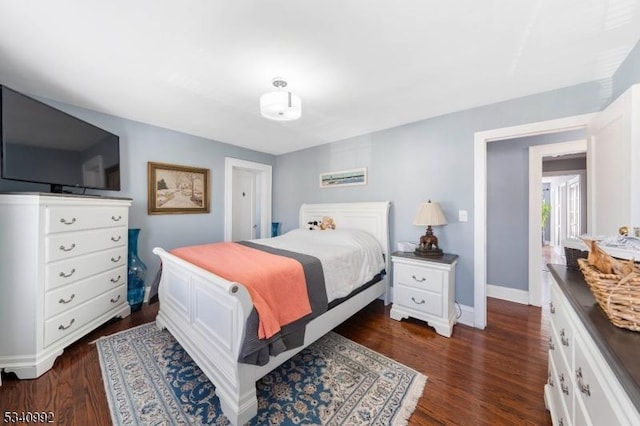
{"left": 147, "top": 162, "right": 210, "bottom": 214}
{"left": 319, "top": 167, "right": 367, "bottom": 188}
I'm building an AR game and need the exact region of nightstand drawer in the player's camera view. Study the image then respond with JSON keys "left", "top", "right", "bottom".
{"left": 394, "top": 285, "right": 443, "bottom": 317}
{"left": 394, "top": 263, "right": 444, "bottom": 293}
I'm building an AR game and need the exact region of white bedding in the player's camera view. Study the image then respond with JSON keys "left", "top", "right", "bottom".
{"left": 251, "top": 228, "right": 385, "bottom": 302}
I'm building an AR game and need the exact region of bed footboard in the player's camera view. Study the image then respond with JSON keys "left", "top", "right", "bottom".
{"left": 153, "top": 247, "right": 259, "bottom": 425}
{"left": 153, "top": 246, "right": 388, "bottom": 425}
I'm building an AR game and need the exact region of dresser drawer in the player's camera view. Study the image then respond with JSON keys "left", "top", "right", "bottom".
{"left": 44, "top": 284, "right": 127, "bottom": 348}
{"left": 394, "top": 284, "right": 443, "bottom": 317}
{"left": 46, "top": 227, "right": 126, "bottom": 262}
{"left": 46, "top": 206, "right": 128, "bottom": 234}
{"left": 46, "top": 246, "right": 127, "bottom": 290}
{"left": 548, "top": 354, "right": 572, "bottom": 426}
{"left": 45, "top": 265, "right": 127, "bottom": 319}
{"left": 550, "top": 285, "right": 574, "bottom": 365}
{"left": 393, "top": 263, "right": 444, "bottom": 293}
{"left": 574, "top": 336, "right": 627, "bottom": 426}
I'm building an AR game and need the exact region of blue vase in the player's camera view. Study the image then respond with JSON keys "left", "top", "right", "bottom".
{"left": 271, "top": 222, "right": 281, "bottom": 237}
{"left": 127, "top": 228, "right": 147, "bottom": 311}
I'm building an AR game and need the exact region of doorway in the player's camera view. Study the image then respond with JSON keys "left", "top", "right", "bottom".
{"left": 224, "top": 158, "right": 272, "bottom": 241}
{"left": 474, "top": 113, "right": 595, "bottom": 329}
{"left": 232, "top": 168, "right": 257, "bottom": 240}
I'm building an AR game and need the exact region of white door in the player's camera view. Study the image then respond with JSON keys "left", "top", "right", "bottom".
{"left": 224, "top": 158, "right": 272, "bottom": 242}
{"left": 231, "top": 169, "right": 256, "bottom": 241}
{"left": 554, "top": 186, "right": 562, "bottom": 246}
{"left": 587, "top": 84, "right": 640, "bottom": 236}
{"left": 559, "top": 183, "right": 567, "bottom": 243}
{"left": 567, "top": 176, "right": 580, "bottom": 239}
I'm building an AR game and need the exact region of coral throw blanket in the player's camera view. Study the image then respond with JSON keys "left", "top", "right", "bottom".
{"left": 170, "top": 242, "right": 312, "bottom": 339}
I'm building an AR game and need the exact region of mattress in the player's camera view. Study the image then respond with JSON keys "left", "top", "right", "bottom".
{"left": 251, "top": 228, "right": 386, "bottom": 302}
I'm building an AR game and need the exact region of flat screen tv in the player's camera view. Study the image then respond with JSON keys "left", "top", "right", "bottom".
{"left": 0, "top": 85, "right": 120, "bottom": 193}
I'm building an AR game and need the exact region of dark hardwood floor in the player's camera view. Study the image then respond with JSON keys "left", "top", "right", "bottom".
{"left": 1, "top": 298, "right": 552, "bottom": 425}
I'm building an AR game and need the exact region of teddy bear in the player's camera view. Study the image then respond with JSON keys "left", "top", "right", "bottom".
{"left": 320, "top": 216, "right": 336, "bottom": 230}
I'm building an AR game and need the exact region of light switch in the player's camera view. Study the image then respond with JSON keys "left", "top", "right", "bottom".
{"left": 459, "top": 210, "right": 468, "bottom": 222}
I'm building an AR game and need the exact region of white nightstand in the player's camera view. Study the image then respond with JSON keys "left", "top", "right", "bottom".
{"left": 390, "top": 252, "right": 458, "bottom": 337}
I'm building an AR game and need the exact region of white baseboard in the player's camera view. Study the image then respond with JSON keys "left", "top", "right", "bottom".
{"left": 455, "top": 303, "right": 475, "bottom": 327}
{"left": 487, "top": 284, "right": 529, "bottom": 305}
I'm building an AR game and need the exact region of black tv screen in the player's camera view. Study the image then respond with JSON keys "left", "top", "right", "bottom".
{"left": 0, "top": 85, "right": 120, "bottom": 192}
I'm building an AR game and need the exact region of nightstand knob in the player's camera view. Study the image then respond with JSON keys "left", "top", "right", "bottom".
{"left": 412, "top": 275, "right": 426, "bottom": 283}
{"left": 411, "top": 297, "right": 426, "bottom": 305}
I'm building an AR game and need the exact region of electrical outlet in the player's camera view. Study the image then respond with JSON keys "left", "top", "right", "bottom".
{"left": 459, "top": 210, "right": 468, "bottom": 222}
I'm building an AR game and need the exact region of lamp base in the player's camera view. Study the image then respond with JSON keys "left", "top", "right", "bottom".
{"left": 414, "top": 247, "right": 443, "bottom": 257}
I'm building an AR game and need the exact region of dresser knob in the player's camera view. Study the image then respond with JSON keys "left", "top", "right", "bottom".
{"left": 549, "top": 301, "right": 556, "bottom": 314}
{"left": 58, "top": 318, "right": 75, "bottom": 330}
{"left": 110, "top": 295, "right": 121, "bottom": 304}
{"left": 59, "top": 243, "right": 76, "bottom": 252}
{"left": 411, "top": 275, "right": 426, "bottom": 283}
{"left": 110, "top": 275, "right": 121, "bottom": 283}
{"left": 111, "top": 235, "right": 122, "bottom": 242}
{"left": 411, "top": 297, "right": 426, "bottom": 305}
{"left": 58, "top": 294, "right": 75, "bottom": 304}
{"left": 111, "top": 215, "right": 122, "bottom": 222}
{"left": 111, "top": 255, "right": 122, "bottom": 263}
{"left": 59, "top": 217, "right": 76, "bottom": 225}
{"left": 576, "top": 367, "right": 591, "bottom": 397}
{"left": 59, "top": 268, "right": 76, "bottom": 278}
{"left": 560, "top": 373, "right": 569, "bottom": 395}
{"left": 560, "top": 329, "right": 570, "bottom": 347}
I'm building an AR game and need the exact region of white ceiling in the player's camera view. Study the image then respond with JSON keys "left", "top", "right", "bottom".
{"left": 1, "top": 1, "right": 640, "bottom": 155}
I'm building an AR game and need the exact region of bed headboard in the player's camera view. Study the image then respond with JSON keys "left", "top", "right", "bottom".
{"left": 299, "top": 201, "right": 392, "bottom": 264}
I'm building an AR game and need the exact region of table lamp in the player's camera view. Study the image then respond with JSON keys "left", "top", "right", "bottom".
{"left": 413, "top": 200, "right": 447, "bottom": 256}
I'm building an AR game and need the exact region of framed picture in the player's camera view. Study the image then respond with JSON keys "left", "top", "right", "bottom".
{"left": 319, "top": 167, "right": 367, "bottom": 188}
{"left": 147, "top": 162, "right": 210, "bottom": 214}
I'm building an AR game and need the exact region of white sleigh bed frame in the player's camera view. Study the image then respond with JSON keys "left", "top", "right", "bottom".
{"left": 153, "top": 201, "right": 391, "bottom": 425}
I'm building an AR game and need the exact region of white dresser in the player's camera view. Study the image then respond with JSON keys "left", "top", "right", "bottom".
{"left": 0, "top": 193, "right": 132, "bottom": 382}
{"left": 545, "top": 265, "right": 640, "bottom": 426}
{"left": 390, "top": 252, "right": 458, "bottom": 337}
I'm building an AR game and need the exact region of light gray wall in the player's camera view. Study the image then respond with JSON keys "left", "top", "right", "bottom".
{"left": 613, "top": 39, "right": 640, "bottom": 100}
{"left": 486, "top": 130, "right": 584, "bottom": 291}
{"left": 274, "top": 81, "right": 609, "bottom": 306}
{"left": 543, "top": 157, "right": 586, "bottom": 173}
{"left": 0, "top": 103, "right": 276, "bottom": 280}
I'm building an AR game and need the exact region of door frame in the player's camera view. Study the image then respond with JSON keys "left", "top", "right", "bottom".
{"left": 473, "top": 113, "right": 594, "bottom": 329}
{"left": 528, "top": 140, "right": 587, "bottom": 308}
{"left": 224, "top": 158, "right": 272, "bottom": 241}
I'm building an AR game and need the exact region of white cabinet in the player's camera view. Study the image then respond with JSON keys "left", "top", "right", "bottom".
{"left": 587, "top": 83, "right": 640, "bottom": 236}
{"left": 0, "top": 193, "right": 132, "bottom": 382}
{"left": 545, "top": 275, "right": 640, "bottom": 425}
{"left": 390, "top": 252, "right": 457, "bottom": 337}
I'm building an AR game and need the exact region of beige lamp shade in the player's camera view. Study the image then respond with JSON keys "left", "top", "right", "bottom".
{"left": 413, "top": 201, "right": 447, "bottom": 227}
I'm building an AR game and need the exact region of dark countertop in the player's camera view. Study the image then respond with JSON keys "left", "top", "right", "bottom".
{"left": 391, "top": 251, "right": 458, "bottom": 265}
{"left": 548, "top": 264, "right": 640, "bottom": 411}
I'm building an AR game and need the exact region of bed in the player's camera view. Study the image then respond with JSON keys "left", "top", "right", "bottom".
{"left": 153, "top": 201, "right": 391, "bottom": 425}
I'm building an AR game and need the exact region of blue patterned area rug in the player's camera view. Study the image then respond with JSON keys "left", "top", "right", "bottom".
{"left": 96, "top": 322, "right": 426, "bottom": 425}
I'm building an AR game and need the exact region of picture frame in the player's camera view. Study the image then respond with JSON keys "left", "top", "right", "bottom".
{"left": 319, "top": 167, "right": 367, "bottom": 188}
{"left": 147, "top": 162, "right": 210, "bottom": 214}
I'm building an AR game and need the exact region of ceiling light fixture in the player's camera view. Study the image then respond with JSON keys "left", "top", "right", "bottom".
{"left": 260, "top": 77, "right": 301, "bottom": 121}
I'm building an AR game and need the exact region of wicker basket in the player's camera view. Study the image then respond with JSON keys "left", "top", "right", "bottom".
{"left": 577, "top": 258, "right": 640, "bottom": 331}
{"left": 565, "top": 247, "right": 588, "bottom": 270}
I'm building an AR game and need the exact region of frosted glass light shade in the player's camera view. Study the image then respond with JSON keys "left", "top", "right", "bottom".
{"left": 260, "top": 91, "right": 302, "bottom": 121}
